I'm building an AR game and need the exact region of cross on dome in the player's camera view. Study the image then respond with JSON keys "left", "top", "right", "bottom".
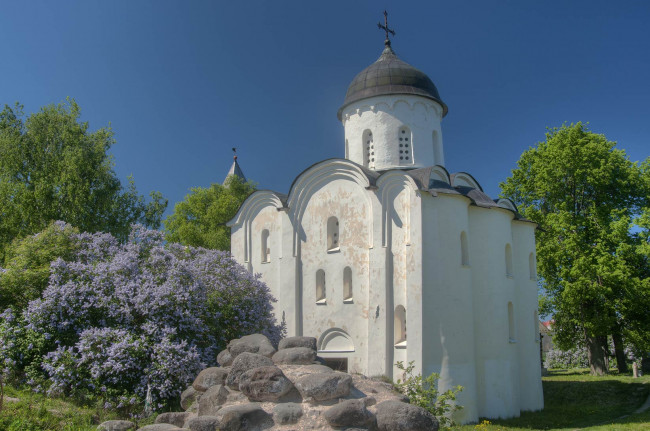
{"left": 377, "top": 10, "right": 396, "bottom": 46}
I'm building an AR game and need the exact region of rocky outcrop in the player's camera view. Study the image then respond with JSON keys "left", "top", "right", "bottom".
{"left": 98, "top": 420, "right": 136, "bottom": 431}
{"left": 128, "top": 333, "right": 440, "bottom": 431}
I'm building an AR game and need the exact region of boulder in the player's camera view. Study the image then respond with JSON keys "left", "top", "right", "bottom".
{"left": 324, "top": 399, "right": 375, "bottom": 428}
{"left": 238, "top": 365, "right": 293, "bottom": 401}
{"left": 294, "top": 372, "right": 352, "bottom": 401}
{"left": 155, "top": 412, "right": 194, "bottom": 428}
{"left": 225, "top": 352, "right": 274, "bottom": 390}
{"left": 184, "top": 415, "right": 220, "bottom": 431}
{"left": 374, "top": 400, "right": 439, "bottom": 431}
{"left": 97, "top": 420, "right": 135, "bottom": 431}
{"left": 192, "top": 367, "right": 229, "bottom": 392}
{"left": 136, "top": 425, "right": 179, "bottom": 431}
{"left": 228, "top": 334, "right": 276, "bottom": 359}
{"left": 278, "top": 336, "right": 317, "bottom": 351}
{"left": 217, "top": 349, "right": 233, "bottom": 367}
{"left": 272, "top": 402, "right": 303, "bottom": 425}
{"left": 218, "top": 403, "right": 273, "bottom": 431}
{"left": 198, "top": 384, "right": 229, "bottom": 416}
{"left": 181, "top": 386, "right": 201, "bottom": 411}
{"left": 271, "top": 347, "right": 317, "bottom": 365}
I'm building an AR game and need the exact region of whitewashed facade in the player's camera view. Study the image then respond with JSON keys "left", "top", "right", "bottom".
{"left": 228, "top": 42, "right": 543, "bottom": 423}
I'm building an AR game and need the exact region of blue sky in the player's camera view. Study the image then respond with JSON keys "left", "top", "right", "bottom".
{"left": 2, "top": 1, "right": 649, "bottom": 218}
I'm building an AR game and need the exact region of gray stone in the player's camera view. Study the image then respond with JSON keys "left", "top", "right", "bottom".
{"left": 375, "top": 400, "right": 439, "bottom": 431}
{"left": 198, "top": 384, "right": 229, "bottom": 416}
{"left": 238, "top": 365, "right": 294, "bottom": 401}
{"left": 219, "top": 403, "right": 273, "bottom": 431}
{"left": 278, "top": 336, "right": 317, "bottom": 351}
{"left": 136, "top": 425, "right": 179, "bottom": 431}
{"left": 192, "top": 367, "right": 229, "bottom": 392}
{"left": 228, "top": 334, "right": 276, "bottom": 359}
{"left": 294, "top": 372, "right": 352, "bottom": 401}
{"left": 272, "top": 403, "right": 303, "bottom": 425}
{"left": 184, "top": 415, "right": 220, "bottom": 431}
{"left": 225, "top": 352, "right": 274, "bottom": 390}
{"left": 181, "top": 386, "right": 201, "bottom": 411}
{"left": 324, "top": 399, "right": 375, "bottom": 428}
{"left": 97, "top": 420, "right": 135, "bottom": 431}
{"left": 155, "top": 412, "right": 194, "bottom": 428}
{"left": 217, "top": 349, "right": 233, "bottom": 367}
{"left": 272, "top": 347, "right": 317, "bottom": 365}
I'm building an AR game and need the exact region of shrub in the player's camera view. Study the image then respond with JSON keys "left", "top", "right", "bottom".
{"left": 394, "top": 361, "right": 463, "bottom": 430}
{"left": 544, "top": 346, "right": 589, "bottom": 369}
{"left": 0, "top": 223, "right": 283, "bottom": 412}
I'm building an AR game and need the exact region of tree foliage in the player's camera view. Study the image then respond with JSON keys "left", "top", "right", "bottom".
{"left": 500, "top": 123, "right": 650, "bottom": 374}
{"left": 0, "top": 100, "right": 167, "bottom": 262}
{"left": 164, "top": 175, "right": 255, "bottom": 251}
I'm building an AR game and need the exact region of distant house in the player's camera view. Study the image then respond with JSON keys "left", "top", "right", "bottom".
{"left": 540, "top": 320, "right": 554, "bottom": 353}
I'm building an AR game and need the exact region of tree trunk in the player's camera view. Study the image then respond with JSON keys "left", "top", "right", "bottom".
{"left": 586, "top": 335, "right": 608, "bottom": 375}
{"left": 612, "top": 330, "right": 628, "bottom": 373}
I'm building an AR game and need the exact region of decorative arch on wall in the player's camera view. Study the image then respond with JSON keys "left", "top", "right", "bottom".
{"left": 505, "top": 243, "right": 513, "bottom": 277}
{"left": 318, "top": 328, "right": 355, "bottom": 353}
{"left": 429, "top": 165, "right": 450, "bottom": 185}
{"left": 451, "top": 172, "right": 483, "bottom": 191}
{"left": 496, "top": 198, "right": 518, "bottom": 212}
{"left": 460, "top": 231, "right": 469, "bottom": 266}
{"left": 394, "top": 305, "right": 407, "bottom": 345}
{"left": 377, "top": 172, "right": 419, "bottom": 247}
{"left": 327, "top": 216, "right": 340, "bottom": 251}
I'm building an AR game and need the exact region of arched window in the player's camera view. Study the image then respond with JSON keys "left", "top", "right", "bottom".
{"left": 327, "top": 216, "right": 339, "bottom": 251}
{"left": 432, "top": 129, "right": 443, "bottom": 165}
{"left": 363, "top": 129, "right": 374, "bottom": 169}
{"left": 398, "top": 126, "right": 412, "bottom": 165}
{"left": 316, "top": 269, "right": 326, "bottom": 303}
{"left": 261, "top": 229, "right": 270, "bottom": 263}
{"left": 505, "top": 243, "right": 513, "bottom": 277}
{"left": 394, "top": 305, "right": 406, "bottom": 345}
{"left": 460, "top": 231, "right": 469, "bottom": 266}
{"left": 529, "top": 252, "right": 536, "bottom": 280}
{"left": 508, "top": 302, "right": 515, "bottom": 342}
{"left": 345, "top": 139, "right": 349, "bottom": 159}
{"left": 343, "top": 267, "right": 353, "bottom": 301}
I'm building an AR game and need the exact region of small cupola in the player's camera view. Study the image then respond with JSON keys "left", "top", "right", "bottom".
{"left": 223, "top": 148, "right": 247, "bottom": 185}
{"left": 339, "top": 12, "right": 447, "bottom": 171}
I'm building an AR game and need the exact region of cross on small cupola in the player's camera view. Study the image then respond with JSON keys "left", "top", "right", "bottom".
{"left": 377, "top": 10, "right": 396, "bottom": 46}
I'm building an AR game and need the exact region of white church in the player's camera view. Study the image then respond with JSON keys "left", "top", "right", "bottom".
{"left": 227, "top": 21, "right": 544, "bottom": 423}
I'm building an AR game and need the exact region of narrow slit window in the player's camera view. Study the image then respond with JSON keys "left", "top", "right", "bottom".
{"left": 398, "top": 126, "right": 412, "bottom": 165}
{"left": 327, "top": 216, "right": 340, "bottom": 251}
{"left": 508, "top": 302, "right": 516, "bottom": 342}
{"left": 316, "top": 269, "right": 326, "bottom": 303}
{"left": 432, "top": 129, "right": 442, "bottom": 165}
{"left": 343, "top": 267, "right": 353, "bottom": 301}
{"left": 505, "top": 243, "right": 513, "bottom": 277}
{"left": 363, "top": 129, "right": 374, "bottom": 169}
{"left": 529, "top": 252, "right": 536, "bottom": 280}
{"left": 261, "top": 229, "right": 270, "bottom": 263}
{"left": 460, "top": 231, "right": 469, "bottom": 266}
{"left": 394, "top": 305, "right": 406, "bottom": 345}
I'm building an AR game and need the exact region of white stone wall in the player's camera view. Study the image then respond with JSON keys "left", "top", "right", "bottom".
{"left": 340, "top": 95, "right": 444, "bottom": 170}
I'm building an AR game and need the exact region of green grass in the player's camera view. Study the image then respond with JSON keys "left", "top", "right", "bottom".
{"left": 0, "top": 384, "right": 156, "bottom": 431}
{"left": 455, "top": 369, "right": 650, "bottom": 431}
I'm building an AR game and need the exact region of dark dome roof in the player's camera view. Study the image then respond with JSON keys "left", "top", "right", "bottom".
{"left": 337, "top": 44, "right": 448, "bottom": 120}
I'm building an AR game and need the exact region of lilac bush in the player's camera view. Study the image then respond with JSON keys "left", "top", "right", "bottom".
{"left": 544, "top": 345, "right": 590, "bottom": 369}
{"left": 0, "top": 223, "right": 283, "bottom": 410}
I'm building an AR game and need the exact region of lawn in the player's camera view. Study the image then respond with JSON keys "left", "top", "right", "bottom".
{"left": 455, "top": 369, "right": 650, "bottom": 431}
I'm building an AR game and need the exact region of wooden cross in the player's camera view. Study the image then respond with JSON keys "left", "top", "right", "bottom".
{"left": 377, "top": 10, "right": 395, "bottom": 45}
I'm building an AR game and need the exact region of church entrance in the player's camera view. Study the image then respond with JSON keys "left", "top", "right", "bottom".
{"left": 322, "top": 357, "right": 348, "bottom": 372}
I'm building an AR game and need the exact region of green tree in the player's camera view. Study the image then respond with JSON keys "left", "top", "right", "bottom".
{"left": 164, "top": 175, "right": 255, "bottom": 251}
{"left": 0, "top": 221, "right": 79, "bottom": 312}
{"left": 500, "top": 123, "right": 650, "bottom": 375}
{"left": 0, "top": 100, "right": 167, "bottom": 262}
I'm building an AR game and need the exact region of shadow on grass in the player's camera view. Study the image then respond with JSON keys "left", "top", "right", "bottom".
{"left": 486, "top": 374, "right": 650, "bottom": 430}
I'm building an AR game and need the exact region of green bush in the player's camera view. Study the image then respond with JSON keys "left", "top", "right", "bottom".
{"left": 394, "top": 360, "right": 463, "bottom": 430}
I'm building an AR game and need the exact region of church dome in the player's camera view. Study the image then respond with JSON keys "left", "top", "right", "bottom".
{"left": 337, "top": 44, "right": 448, "bottom": 120}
